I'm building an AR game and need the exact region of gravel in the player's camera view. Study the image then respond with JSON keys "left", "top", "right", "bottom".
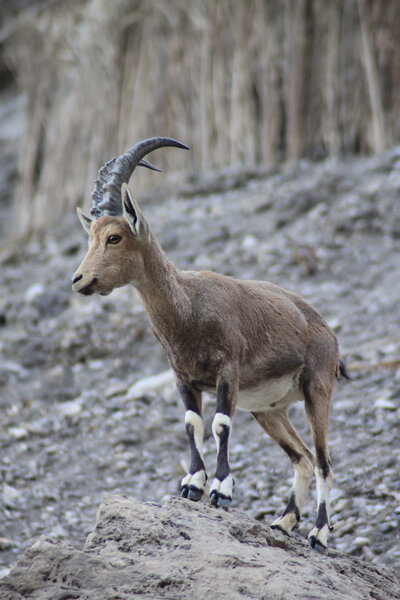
{"left": 0, "top": 148, "right": 400, "bottom": 574}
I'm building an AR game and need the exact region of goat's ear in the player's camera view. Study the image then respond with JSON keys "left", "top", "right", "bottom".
{"left": 77, "top": 207, "right": 92, "bottom": 234}
{"left": 121, "top": 183, "right": 150, "bottom": 238}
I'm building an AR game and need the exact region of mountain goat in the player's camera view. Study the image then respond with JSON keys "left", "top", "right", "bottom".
{"left": 72, "top": 137, "right": 349, "bottom": 552}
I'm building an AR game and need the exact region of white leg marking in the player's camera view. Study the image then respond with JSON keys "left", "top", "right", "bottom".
{"left": 315, "top": 465, "right": 333, "bottom": 516}
{"left": 308, "top": 465, "right": 334, "bottom": 550}
{"left": 185, "top": 410, "right": 205, "bottom": 459}
{"left": 272, "top": 456, "right": 314, "bottom": 534}
{"left": 210, "top": 413, "right": 233, "bottom": 506}
{"left": 212, "top": 412, "right": 231, "bottom": 450}
{"left": 272, "top": 512, "right": 298, "bottom": 533}
{"left": 181, "top": 410, "right": 206, "bottom": 499}
{"left": 219, "top": 473, "right": 234, "bottom": 498}
{"left": 181, "top": 469, "right": 207, "bottom": 490}
{"left": 293, "top": 458, "right": 314, "bottom": 510}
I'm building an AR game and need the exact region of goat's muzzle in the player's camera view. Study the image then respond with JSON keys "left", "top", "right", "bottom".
{"left": 72, "top": 274, "right": 98, "bottom": 296}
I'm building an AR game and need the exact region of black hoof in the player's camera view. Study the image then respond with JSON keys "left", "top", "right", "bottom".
{"left": 188, "top": 486, "right": 203, "bottom": 501}
{"left": 271, "top": 524, "right": 290, "bottom": 537}
{"left": 210, "top": 490, "right": 218, "bottom": 506}
{"left": 313, "top": 540, "right": 327, "bottom": 554}
{"left": 210, "top": 490, "right": 231, "bottom": 508}
{"left": 308, "top": 536, "right": 327, "bottom": 554}
{"left": 217, "top": 494, "right": 231, "bottom": 508}
{"left": 180, "top": 485, "right": 189, "bottom": 498}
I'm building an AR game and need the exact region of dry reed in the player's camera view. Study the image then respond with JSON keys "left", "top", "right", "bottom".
{"left": 3, "top": 0, "right": 400, "bottom": 235}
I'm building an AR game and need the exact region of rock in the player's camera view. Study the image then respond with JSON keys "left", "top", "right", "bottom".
{"left": 126, "top": 369, "right": 175, "bottom": 400}
{"left": 374, "top": 398, "right": 397, "bottom": 410}
{"left": 0, "top": 538, "right": 13, "bottom": 551}
{"left": 58, "top": 399, "right": 82, "bottom": 417}
{"left": 24, "top": 283, "right": 45, "bottom": 303}
{"left": 7, "top": 427, "right": 28, "bottom": 440}
{"left": 1, "top": 494, "right": 399, "bottom": 600}
{"left": 0, "top": 484, "right": 24, "bottom": 509}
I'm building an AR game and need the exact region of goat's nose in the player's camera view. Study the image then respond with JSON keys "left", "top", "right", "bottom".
{"left": 72, "top": 274, "right": 82, "bottom": 284}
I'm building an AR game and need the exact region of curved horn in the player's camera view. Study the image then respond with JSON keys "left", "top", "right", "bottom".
{"left": 90, "top": 137, "right": 189, "bottom": 218}
{"left": 90, "top": 158, "right": 160, "bottom": 218}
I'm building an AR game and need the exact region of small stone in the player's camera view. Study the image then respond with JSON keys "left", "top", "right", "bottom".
{"left": 0, "top": 361, "right": 27, "bottom": 376}
{"left": 336, "top": 519, "right": 357, "bottom": 535}
{"left": 88, "top": 360, "right": 105, "bottom": 371}
{"left": 350, "top": 537, "right": 371, "bottom": 552}
{"left": 8, "top": 426, "right": 28, "bottom": 440}
{"left": 333, "top": 499, "right": 348, "bottom": 513}
{"left": 0, "top": 537, "right": 13, "bottom": 550}
{"left": 126, "top": 369, "right": 175, "bottom": 400}
{"left": 58, "top": 399, "right": 82, "bottom": 417}
{"left": 373, "top": 398, "right": 397, "bottom": 410}
{"left": 0, "top": 567, "right": 11, "bottom": 579}
{"left": 1, "top": 483, "right": 24, "bottom": 509}
{"left": 24, "top": 283, "right": 44, "bottom": 302}
{"left": 241, "top": 235, "right": 258, "bottom": 250}
{"left": 377, "top": 521, "right": 397, "bottom": 534}
{"left": 105, "top": 382, "right": 129, "bottom": 399}
{"left": 48, "top": 524, "right": 68, "bottom": 539}
{"left": 327, "top": 317, "right": 341, "bottom": 331}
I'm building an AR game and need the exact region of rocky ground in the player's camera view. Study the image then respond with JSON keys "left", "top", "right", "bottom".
{"left": 0, "top": 147, "right": 400, "bottom": 580}
{"left": 1, "top": 494, "right": 399, "bottom": 600}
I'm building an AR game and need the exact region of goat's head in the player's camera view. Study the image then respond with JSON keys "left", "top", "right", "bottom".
{"left": 72, "top": 137, "right": 188, "bottom": 296}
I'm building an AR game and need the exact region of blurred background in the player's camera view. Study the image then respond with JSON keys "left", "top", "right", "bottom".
{"left": 0, "top": 0, "right": 400, "bottom": 578}
{"left": 1, "top": 0, "right": 400, "bottom": 235}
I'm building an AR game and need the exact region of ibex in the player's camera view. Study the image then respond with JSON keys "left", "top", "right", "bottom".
{"left": 72, "top": 137, "right": 349, "bottom": 553}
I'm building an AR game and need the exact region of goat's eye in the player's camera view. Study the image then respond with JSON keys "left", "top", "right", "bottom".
{"left": 107, "top": 234, "right": 121, "bottom": 245}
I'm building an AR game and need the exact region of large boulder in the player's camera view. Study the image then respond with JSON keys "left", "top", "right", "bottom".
{"left": 1, "top": 494, "right": 399, "bottom": 600}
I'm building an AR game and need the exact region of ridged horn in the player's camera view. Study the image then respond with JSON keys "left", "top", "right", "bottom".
{"left": 90, "top": 137, "right": 189, "bottom": 218}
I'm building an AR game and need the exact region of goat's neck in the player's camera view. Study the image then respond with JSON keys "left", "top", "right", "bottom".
{"left": 135, "top": 234, "right": 189, "bottom": 336}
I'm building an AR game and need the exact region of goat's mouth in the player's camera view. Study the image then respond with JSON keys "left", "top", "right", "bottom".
{"left": 75, "top": 277, "right": 98, "bottom": 296}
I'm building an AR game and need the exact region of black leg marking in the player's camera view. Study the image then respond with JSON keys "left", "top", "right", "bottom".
{"left": 214, "top": 424, "right": 230, "bottom": 482}
{"left": 315, "top": 500, "right": 329, "bottom": 530}
{"left": 186, "top": 423, "right": 205, "bottom": 475}
{"left": 177, "top": 382, "right": 201, "bottom": 414}
{"left": 216, "top": 380, "right": 232, "bottom": 416}
{"left": 183, "top": 422, "right": 206, "bottom": 501}
{"left": 177, "top": 383, "right": 206, "bottom": 502}
{"left": 281, "top": 492, "right": 301, "bottom": 522}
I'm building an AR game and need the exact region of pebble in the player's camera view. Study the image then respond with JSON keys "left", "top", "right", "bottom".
{"left": 58, "top": 399, "right": 83, "bottom": 417}
{"left": 0, "top": 568, "right": 11, "bottom": 579}
{"left": 126, "top": 369, "right": 175, "bottom": 400}
{"left": 0, "top": 484, "right": 24, "bottom": 509}
{"left": 0, "top": 538, "right": 12, "bottom": 550}
{"left": 8, "top": 427, "right": 28, "bottom": 440}
{"left": 105, "top": 382, "right": 129, "bottom": 399}
{"left": 241, "top": 235, "right": 258, "bottom": 250}
{"left": 349, "top": 537, "right": 371, "bottom": 553}
{"left": 373, "top": 398, "right": 397, "bottom": 410}
{"left": 24, "top": 283, "right": 45, "bottom": 303}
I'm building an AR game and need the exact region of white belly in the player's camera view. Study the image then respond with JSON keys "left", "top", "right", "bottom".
{"left": 236, "top": 374, "right": 303, "bottom": 412}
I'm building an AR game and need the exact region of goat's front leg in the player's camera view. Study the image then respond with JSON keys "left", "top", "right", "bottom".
{"left": 210, "top": 378, "right": 237, "bottom": 508}
{"left": 177, "top": 382, "right": 207, "bottom": 501}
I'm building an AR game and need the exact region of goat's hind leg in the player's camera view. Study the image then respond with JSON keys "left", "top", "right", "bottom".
{"left": 252, "top": 409, "right": 315, "bottom": 535}
{"left": 177, "top": 383, "right": 207, "bottom": 501}
{"left": 304, "top": 377, "right": 334, "bottom": 553}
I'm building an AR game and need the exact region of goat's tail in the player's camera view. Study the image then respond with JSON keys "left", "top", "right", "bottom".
{"left": 339, "top": 359, "right": 351, "bottom": 381}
